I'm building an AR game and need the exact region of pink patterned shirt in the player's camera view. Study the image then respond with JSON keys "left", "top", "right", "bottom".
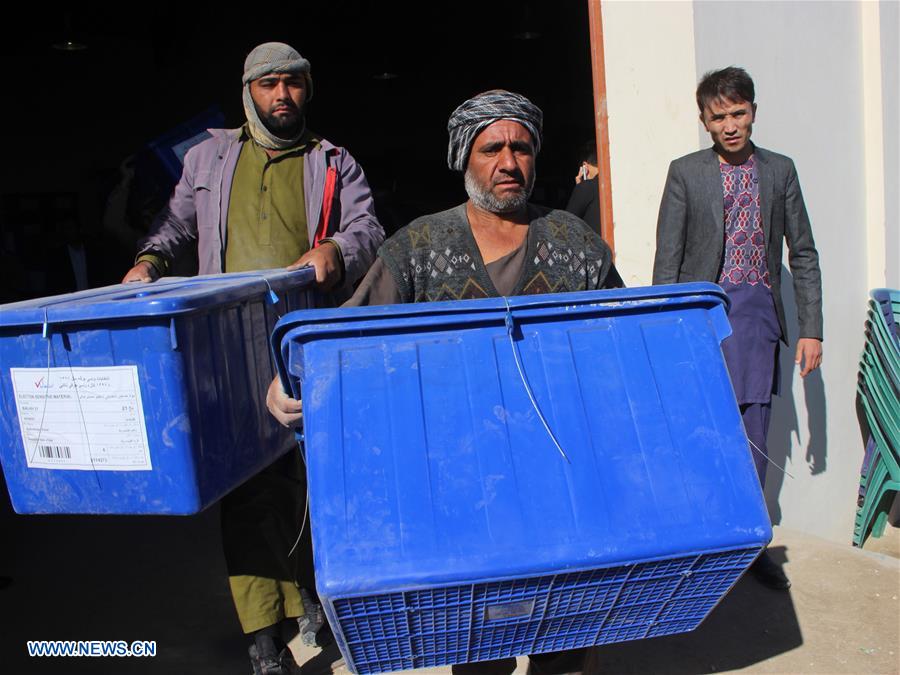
{"left": 718, "top": 156, "right": 770, "bottom": 287}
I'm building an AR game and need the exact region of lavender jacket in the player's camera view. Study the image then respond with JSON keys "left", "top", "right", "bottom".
{"left": 137, "top": 128, "right": 384, "bottom": 299}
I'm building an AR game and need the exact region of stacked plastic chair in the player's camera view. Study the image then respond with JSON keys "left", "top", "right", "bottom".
{"left": 854, "top": 289, "right": 900, "bottom": 546}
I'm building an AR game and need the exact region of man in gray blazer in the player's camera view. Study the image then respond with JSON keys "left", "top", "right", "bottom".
{"left": 653, "top": 66, "right": 823, "bottom": 590}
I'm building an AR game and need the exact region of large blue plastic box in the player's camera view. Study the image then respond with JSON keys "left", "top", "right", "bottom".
{"left": 0, "top": 268, "right": 315, "bottom": 515}
{"left": 274, "top": 283, "right": 772, "bottom": 674}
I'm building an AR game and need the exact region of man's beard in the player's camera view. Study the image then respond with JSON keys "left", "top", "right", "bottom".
{"left": 256, "top": 103, "right": 303, "bottom": 140}
{"left": 464, "top": 168, "right": 535, "bottom": 214}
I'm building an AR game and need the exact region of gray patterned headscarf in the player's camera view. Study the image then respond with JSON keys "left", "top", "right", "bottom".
{"left": 447, "top": 90, "right": 543, "bottom": 171}
{"left": 242, "top": 42, "right": 313, "bottom": 150}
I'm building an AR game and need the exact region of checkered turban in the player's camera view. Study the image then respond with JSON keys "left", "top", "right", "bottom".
{"left": 242, "top": 42, "right": 313, "bottom": 150}
{"left": 447, "top": 90, "right": 543, "bottom": 171}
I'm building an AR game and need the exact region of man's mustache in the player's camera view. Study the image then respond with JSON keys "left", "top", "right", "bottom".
{"left": 494, "top": 170, "right": 525, "bottom": 186}
{"left": 271, "top": 100, "right": 299, "bottom": 113}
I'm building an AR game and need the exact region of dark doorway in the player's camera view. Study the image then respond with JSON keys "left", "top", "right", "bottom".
{"left": 0, "top": 2, "right": 596, "bottom": 298}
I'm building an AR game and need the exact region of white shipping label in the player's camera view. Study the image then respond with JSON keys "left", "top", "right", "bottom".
{"left": 11, "top": 366, "right": 153, "bottom": 471}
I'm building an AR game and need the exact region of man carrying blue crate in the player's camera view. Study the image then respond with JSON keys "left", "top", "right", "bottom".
{"left": 653, "top": 66, "right": 823, "bottom": 591}
{"left": 123, "top": 42, "right": 384, "bottom": 675}
{"left": 268, "top": 90, "right": 623, "bottom": 675}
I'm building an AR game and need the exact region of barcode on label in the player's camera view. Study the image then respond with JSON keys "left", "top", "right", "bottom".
{"left": 38, "top": 445, "right": 71, "bottom": 459}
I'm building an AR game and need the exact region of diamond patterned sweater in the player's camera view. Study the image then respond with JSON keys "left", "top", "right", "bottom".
{"left": 377, "top": 203, "right": 621, "bottom": 303}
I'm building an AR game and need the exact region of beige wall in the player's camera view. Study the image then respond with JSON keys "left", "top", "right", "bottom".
{"left": 600, "top": 0, "right": 897, "bottom": 544}
{"left": 600, "top": 0, "right": 699, "bottom": 286}
{"left": 880, "top": 0, "right": 899, "bottom": 290}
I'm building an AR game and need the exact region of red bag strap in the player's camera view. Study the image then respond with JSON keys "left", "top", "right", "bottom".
{"left": 313, "top": 166, "right": 338, "bottom": 247}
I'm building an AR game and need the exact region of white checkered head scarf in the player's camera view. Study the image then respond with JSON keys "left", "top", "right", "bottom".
{"left": 242, "top": 42, "right": 313, "bottom": 150}
{"left": 447, "top": 90, "right": 543, "bottom": 171}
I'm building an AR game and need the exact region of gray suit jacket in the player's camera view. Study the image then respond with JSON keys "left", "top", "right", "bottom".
{"left": 652, "top": 145, "right": 823, "bottom": 343}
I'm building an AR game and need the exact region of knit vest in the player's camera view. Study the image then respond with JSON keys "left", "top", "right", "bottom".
{"left": 378, "top": 203, "right": 615, "bottom": 303}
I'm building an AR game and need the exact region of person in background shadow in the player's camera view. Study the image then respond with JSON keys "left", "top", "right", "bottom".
{"left": 564, "top": 140, "right": 601, "bottom": 235}
{"left": 653, "top": 66, "right": 823, "bottom": 591}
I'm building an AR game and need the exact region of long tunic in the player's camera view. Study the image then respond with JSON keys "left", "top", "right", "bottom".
{"left": 717, "top": 156, "right": 780, "bottom": 404}
{"left": 225, "top": 129, "right": 314, "bottom": 272}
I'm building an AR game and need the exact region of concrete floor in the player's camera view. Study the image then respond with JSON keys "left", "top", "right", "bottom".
{"left": 1, "top": 477, "right": 897, "bottom": 674}
{"left": 291, "top": 527, "right": 900, "bottom": 675}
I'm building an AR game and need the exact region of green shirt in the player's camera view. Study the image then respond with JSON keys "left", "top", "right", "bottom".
{"left": 224, "top": 130, "right": 316, "bottom": 273}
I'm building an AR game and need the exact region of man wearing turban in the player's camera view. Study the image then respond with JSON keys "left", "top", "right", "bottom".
{"left": 295, "top": 89, "right": 623, "bottom": 305}
{"left": 268, "top": 90, "right": 622, "bottom": 674}
{"left": 123, "top": 42, "right": 384, "bottom": 675}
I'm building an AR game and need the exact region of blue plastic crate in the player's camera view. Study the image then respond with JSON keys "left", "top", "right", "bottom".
{"left": 0, "top": 268, "right": 315, "bottom": 514}
{"left": 273, "top": 283, "right": 771, "bottom": 673}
